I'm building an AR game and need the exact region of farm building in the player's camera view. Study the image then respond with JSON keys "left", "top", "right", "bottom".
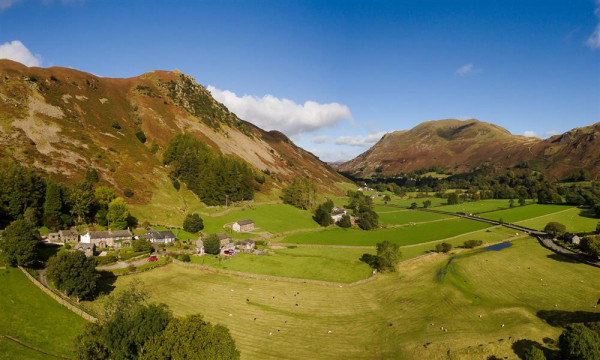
{"left": 74, "top": 243, "right": 96, "bottom": 257}
{"left": 196, "top": 239, "right": 205, "bottom": 256}
{"left": 217, "top": 233, "right": 234, "bottom": 248}
{"left": 232, "top": 219, "right": 255, "bottom": 232}
{"left": 59, "top": 230, "right": 79, "bottom": 243}
{"left": 236, "top": 239, "right": 255, "bottom": 251}
{"left": 48, "top": 232, "right": 61, "bottom": 243}
{"left": 564, "top": 233, "right": 581, "bottom": 245}
{"left": 331, "top": 207, "right": 347, "bottom": 222}
{"left": 80, "top": 229, "right": 132, "bottom": 249}
{"left": 142, "top": 230, "right": 176, "bottom": 244}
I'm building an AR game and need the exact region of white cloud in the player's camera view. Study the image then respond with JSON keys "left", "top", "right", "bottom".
{"left": 456, "top": 63, "right": 482, "bottom": 76}
{"left": 0, "top": 0, "right": 20, "bottom": 10}
{"left": 544, "top": 130, "right": 559, "bottom": 138}
{"left": 207, "top": 86, "right": 352, "bottom": 137}
{"left": 312, "top": 135, "right": 331, "bottom": 144}
{"left": 335, "top": 131, "right": 387, "bottom": 147}
{"left": 0, "top": 40, "right": 42, "bottom": 67}
{"left": 310, "top": 149, "right": 355, "bottom": 163}
{"left": 523, "top": 131, "right": 538, "bottom": 137}
{"left": 587, "top": 2, "right": 600, "bottom": 48}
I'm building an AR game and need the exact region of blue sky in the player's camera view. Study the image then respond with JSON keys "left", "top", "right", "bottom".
{"left": 1, "top": 0, "right": 599, "bottom": 162}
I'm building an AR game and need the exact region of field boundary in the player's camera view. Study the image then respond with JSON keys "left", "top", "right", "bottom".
{"left": 535, "top": 236, "right": 600, "bottom": 269}
{"left": 171, "top": 259, "right": 377, "bottom": 287}
{"left": 0, "top": 334, "right": 69, "bottom": 359}
{"left": 18, "top": 267, "right": 97, "bottom": 322}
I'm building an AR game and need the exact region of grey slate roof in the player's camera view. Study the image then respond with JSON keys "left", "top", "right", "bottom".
{"left": 88, "top": 230, "right": 132, "bottom": 239}
{"left": 236, "top": 219, "right": 254, "bottom": 226}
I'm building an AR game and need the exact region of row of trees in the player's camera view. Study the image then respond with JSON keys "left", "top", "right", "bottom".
{"left": 0, "top": 162, "right": 134, "bottom": 231}
{"left": 163, "top": 134, "right": 257, "bottom": 206}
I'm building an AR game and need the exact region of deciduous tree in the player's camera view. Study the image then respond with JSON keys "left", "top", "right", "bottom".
{"left": 0, "top": 219, "right": 39, "bottom": 267}
{"left": 46, "top": 251, "right": 100, "bottom": 302}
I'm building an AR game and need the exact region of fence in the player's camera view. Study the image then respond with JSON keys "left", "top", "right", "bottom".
{"left": 18, "top": 267, "right": 97, "bottom": 322}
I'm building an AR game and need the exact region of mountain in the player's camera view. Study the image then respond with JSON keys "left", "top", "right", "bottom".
{"left": 0, "top": 60, "right": 347, "bottom": 204}
{"left": 339, "top": 119, "right": 600, "bottom": 180}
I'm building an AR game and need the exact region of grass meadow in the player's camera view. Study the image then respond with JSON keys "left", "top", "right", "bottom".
{"left": 515, "top": 207, "right": 599, "bottom": 233}
{"left": 481, "top": 204, "right": 574, "bottom": 224}
{"left": 437, "top": 199, "right": 533, "bottom": 214}
{"left": 84, "top": 238, "right": 600, "bottom": 359}
{"left": 0, "top": 267, "right": 86, "bottom": 359}
{"left": 281, "top": 218, "right": 491, "bottom": 246}
{"left": 192, "top": 247, "right": 375, "bottom": 283}
{"left": 378, "top": 209, "right": 451, "bottom": 225}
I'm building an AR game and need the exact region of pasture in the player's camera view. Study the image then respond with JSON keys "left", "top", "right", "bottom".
{"left": 481, "top": 204, "right": 573, "bottom": 223}
{"left": 378, "top": 209, "right": 451, "bottom": 225}
{"left": 281, "top": 218, "right": 491, "bottom": 246}
{"left": 201, "top": 203, "right": 319, "bottom": 236}
{"left": 437, "top": 199, "right": 531, "bottom": 214}
{"left": 84, "top": 238, "right": 600, "bottom": 359}
{"left": 515, "top": 207, "right": 599, "bottom": 233}
{"left": 193, "top": 247, "right": 375, "bottom": 283}
{"left": 0, "top": 268, "right": 86, "bottom": 359}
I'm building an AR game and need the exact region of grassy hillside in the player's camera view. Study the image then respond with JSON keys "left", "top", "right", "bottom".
{"left": 0, "top": 267, "right": 86, "bottom": 359}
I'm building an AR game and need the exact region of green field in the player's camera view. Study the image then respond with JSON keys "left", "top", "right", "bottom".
{"left": 378, "top": 209, "right": 451, "bottom": 225}
{"left": 84, "top": 238, "right": 600, "bottom": 359}
{"left": 437, "top": 199, "right": 532, "bottom": 214}
{"left": 373, "top": 197, "right": 447, "bottom": 211}
{"left": 516, "top": 207, "right": 599, "bottom": 233}
{"left": 0, "top": 268, "right": 86, "bottom": 359}
{"left": 481, "top": 204, "right": 573, "bottom": 223}
{"left": 201, "top": 203, "right": 319, "bottom": 236}
{"left": 282, "top": 218, "right": 491, "bottom": 246}
{"left": 192, "top": 247, "right": 375, "bottom": 283}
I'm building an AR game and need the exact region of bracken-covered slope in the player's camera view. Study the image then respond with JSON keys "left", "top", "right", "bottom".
{"left": 0, "top": 60, "right": 347, "bottom": 203}
{"left": 339, "top": 119, "right": 600, "bottom": 179}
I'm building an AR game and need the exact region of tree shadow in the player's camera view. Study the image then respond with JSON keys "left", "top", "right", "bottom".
{"left": 33, "top": 243, "right": 62, "bottom": 269}
{"left": 97, "top": 271, "right": 117, "bottom": 296}
{"left": 537, "top": 310, "right": 600, "bottom": 327}
{"left": 545, "top": 253, "right": 581, "bottom": 264}
{"left": 359, "top": 253, "right": 378, "bottom": 269}
{"left": 578, "top": 208, "right": 599, "bottom": 220}
{"left": 512, "top": 339, "right": 559, "bottom": 359}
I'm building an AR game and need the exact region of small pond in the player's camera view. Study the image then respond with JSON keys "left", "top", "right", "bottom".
{"left": 483, "top": 242, "right": 513, "bottom": 251}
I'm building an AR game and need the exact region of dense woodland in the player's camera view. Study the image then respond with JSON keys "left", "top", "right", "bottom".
{"left": 163, "top": 134, "right": 258, "bottom": 206}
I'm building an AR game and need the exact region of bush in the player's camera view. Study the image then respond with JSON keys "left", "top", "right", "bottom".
{"left": 204, "top": 234, "right": 221, "bottom": 255}
{"left": 463, "top": 240, "right": 483, "bottom": 249}
{"left": 132, "top": 238, "right": 153, "bottom": 253}
{"left": 178, "top": 254, "right": 191, "bottom": 262}
{"left": 435, "top": 242, "right": 453, "bottom": 253}
{"left": 123, "top": 189, "right": 134, "bottom": 198}
{"left": 111, "top": 121, "right": 121, "bottom": 129}
{"left": 183, "top": 213, "right": 204, "bottom": 233}
{"left": 95, "top": 254, "right": 118, "bottom": 265}
{"left": 337, "top": 214, "right": 352, "bottom": 228}
{"left": 559, "top": 323, "right": 600, "bottom": 360}
{"left": 135, "top": 131, "right": 147, "bottom": 143}
{"left": 544, "top": 222, "right": 566, "bottom": 238}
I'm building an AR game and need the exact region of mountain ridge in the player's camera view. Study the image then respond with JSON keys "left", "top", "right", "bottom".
{"left": 339, "top": 118, "right": 600, "bottom": 179}
{"left": 0, "top": 60, "right": 347, "bottom": 204}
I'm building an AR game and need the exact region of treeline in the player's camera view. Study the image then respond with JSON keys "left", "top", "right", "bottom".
{"left": 0, "top": 162, "right": 135, "bottom": 230}
{"left": 163, "top": 134, "right": 257, "bottom": 206}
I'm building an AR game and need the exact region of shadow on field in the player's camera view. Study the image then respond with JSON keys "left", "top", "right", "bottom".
{"left": 359, "top": 254, "right": 378, "bottom": 269}
{"left": 97, "top": 271, "right": 117, "bottom": 296}
{"left": 537, "top": 310, "right": 600, "bottom": 327}
{"left": 578, "top": 208, "right": 598, "bottom": 219}
{"left": 512, "top": 339, "right": 558, "bottom": 359}
{"left": 545, "top": 253, "right": 580, "bottom": 264}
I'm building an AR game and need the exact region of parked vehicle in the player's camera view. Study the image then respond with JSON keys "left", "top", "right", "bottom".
{"left": 148, "top": 255, "right": 158, "bottom": 262}
{"left": 224, "top": 250, "right": 234, "bottom": 255}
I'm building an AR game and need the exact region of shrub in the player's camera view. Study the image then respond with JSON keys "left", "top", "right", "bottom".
{"left": 463, "top": 240, "right": 483, "bottom": 249}
{"left": 559, "top": 324, "right": 600, "bottom": 360}
{"left": 132, "top": 239, "right": 153, "bottom": 253}
{"left": 135, "top": 130, "right": 147, "bottom": 143}
{"left": 204, "top": 234, "right": 221, "bottom": 255}
{"left": 111, "top": 121, "right": 121, "bottom": 129}
{"left": 183, "top": 213, "right": 204, "bottom": 233}
{"left": 337, "top": 214, "right": 352, "bottom": 228}
{"left": 178, "top": 254, "right": 191, "bottom": 262}
{"left": 95, "top": 254, "right": 118, "bottom": 265}
{"left": 123, "top": 189, "right": 134, "bottom": 198}
{"left": 544, "top": 222, "right": 566, "bottom": 238}
{"left": 435, "top": 242, "right": 453, "bottom": 253}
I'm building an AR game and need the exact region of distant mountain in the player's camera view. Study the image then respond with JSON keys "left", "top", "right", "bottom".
{"left": 339, "top": 119, "right": 600, "bottom": 180}
{"left": 0, "top": 60, "right": 347, "bottom": 203}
